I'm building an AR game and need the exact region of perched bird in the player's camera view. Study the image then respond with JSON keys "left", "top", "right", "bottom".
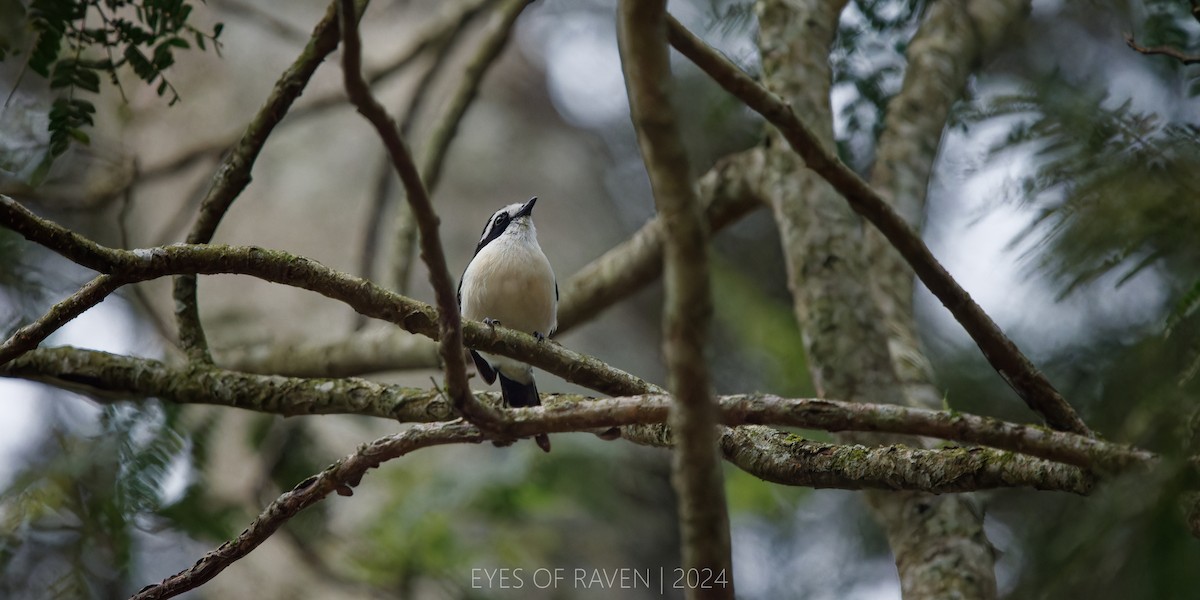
{"left": 458, "top": 197, "right": 557, "bottom": 452}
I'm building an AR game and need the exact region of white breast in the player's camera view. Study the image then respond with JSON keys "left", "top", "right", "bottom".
{"left": 460, "top": 235, "right": 557, "bottom": 338}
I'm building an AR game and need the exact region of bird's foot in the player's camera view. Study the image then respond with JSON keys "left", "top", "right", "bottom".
{"left": 533, "top": 331, "right": 546, "bottom": 343}
{"left": 483, "top": 317, "right": 502, "bottom": 329}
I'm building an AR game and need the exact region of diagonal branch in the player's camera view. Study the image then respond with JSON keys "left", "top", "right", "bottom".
{"left": 129, "top": 417, "right": 1096, "bottom": 599}
{"left": 1124, "top": 33, "right": 1200, "bottom": 65}
{"left": 338, "top": 0, "right": 499, "bottom": 430}
{"left": 128, "top": 422, "right": 484, "bottom": 600}
{"left": 618, "top": 3, "right": 733, "bottom": 596}
{"left": 172, "top": 0, "right": 360, "bottom": 363}
{"left": 558, "top": 150, "right": 764, "bottom": 332}
{"left": 389, "top": 0, "right": 531, "bottom": 294}
{"left": 226, "top": 151, "right": 763, "bottom": 377}
{"left": 665, "top": 16, "right": 1090, "bottom": 437}
{"left": 0, "top": 198, "right": 659, "bottom": 397}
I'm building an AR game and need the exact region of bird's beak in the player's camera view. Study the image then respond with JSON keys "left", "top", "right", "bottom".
{"left": 516, "top": 196, "right": 537, "bottom": 218}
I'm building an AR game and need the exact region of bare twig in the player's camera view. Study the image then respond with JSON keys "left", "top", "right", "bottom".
{"left": 389, "top": 0, "right": 531, "bottom": 295}
{"left": 665, "top": 16, "right": 1090, "bottom": 437}
{"left": 618, "top": 3, "right": 733, "bottom": 596}
{"left": 338, "top": 0, "right": 500, "bottom": 430}
{"left": 129, "top": 417, "right": 1095, "bottom": 599}
{"left": 128, "top": 422, "right": 485, "bottom": 600}
{"left": 0, "top": 275, "right": 123, "bottom": 363}
{"left": 139, "top": 0, "right": 495, "bottom": 184}
{"left": 173, "top": 0, "right": 357, "bottom": 362}
{"left": 1123, "top": 32, "right": 1200, "bottom": 65}
{"left": 359, "top": 0, "right": 495, "bottom": 303}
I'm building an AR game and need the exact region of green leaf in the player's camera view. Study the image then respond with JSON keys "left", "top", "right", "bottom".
{"left": 123, "top": 44, "right": 155, "bottom": 81}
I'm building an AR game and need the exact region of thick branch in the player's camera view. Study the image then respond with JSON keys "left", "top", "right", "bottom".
{"left": 619, "top": 3, "right": 733, "bottom": 595}
{"left": 666, "top": 16, "right": 1089, "bottom": 436}
{"left": 715, "top": 426, "right": 1092, "bottom": 495}
{"left": 0, "top": 202, "right": 659, "bottom": 397}
{"left": 861, "top": 5, "right": 1028, "bottom": 597}
{"left": 172, "top": 0, "right": 358, "bottom": 362}
{"left": 3, "top": 346, "right": 1155, "bottom": 473}
{"left": 338, "top": 0, "right": 496, "bottom": 429}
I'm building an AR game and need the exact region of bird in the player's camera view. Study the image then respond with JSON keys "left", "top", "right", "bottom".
{"left": 458, "top": 197, "right": 557, "bottom": 453}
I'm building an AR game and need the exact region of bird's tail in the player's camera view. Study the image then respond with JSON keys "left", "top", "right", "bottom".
{"left": 499, "top": 373, "right": 551, "bottom": 453}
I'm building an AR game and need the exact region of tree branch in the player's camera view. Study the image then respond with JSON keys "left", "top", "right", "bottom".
{"left": 666, "top": 16, "right": 1090, "bottom": 436}
{"left": 389, "top": 0, "right": 531, "bottom": 294}
{"left": 129, "top": 422, "right": 485, "bottom": 600}
{"left": 338, "top": 0, "right": 500, "bottom": 431}
{"left": 0, "top": 198, "right": 660, "bottom": 397}
{"left": 558, "top": 150, "right": 764, "bottom": 332}
{"left": 619, "top": 3, "right": 733, "bottom": 595}
{"left": 714, "top": 425, "right": 1093, "bottom": 495}
{"left": 227, "top": 151, "right": 763, "bottom": 377}
{"left": 858, "top": 3, "right": 1029, "bottom": 596}
{"left": 2, "top": 345, "right": 1156, "bottom": 473}
{"left": 172, "top": 0, "right": 359, "bottom": 363}
{"left": 1124, "top": 33, "right": 1200, "bottom": 65}
{"left": 139, "top": 0, "right": 496, "bottom": 184}
{"left": 129, "top": 418, "right": 1096, "bottom": 599}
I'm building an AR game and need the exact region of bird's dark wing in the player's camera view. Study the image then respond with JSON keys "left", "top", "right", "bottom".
{"left": 470, "top": 350, "right": 497, "bottom": 384}
{"left": 499, "top": 373, "right": 549, "bottom": 452}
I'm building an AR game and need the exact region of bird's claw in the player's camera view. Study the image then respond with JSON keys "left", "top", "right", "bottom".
{"left": 533, "top": 331, "right": 546, "bottom": 343}
{"left": 484, "top": 317, "right": 501, "bottom": 329}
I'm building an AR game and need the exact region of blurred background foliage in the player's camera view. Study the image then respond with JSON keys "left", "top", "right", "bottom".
{"left": 1, "top": 0, "right": 1199, "bottom": 598}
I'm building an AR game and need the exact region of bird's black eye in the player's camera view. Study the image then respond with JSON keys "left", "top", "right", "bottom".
{"left": 495, "top": 213, "right": 510, "bottom": 227}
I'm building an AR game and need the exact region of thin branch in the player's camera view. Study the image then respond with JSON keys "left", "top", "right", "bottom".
{"left": 338, "top": 0, "right": 500, "bottom": 430}
{"left": 173, "top": 0, "right": 357, "bottom": 362}
{"left": 363, "top": 0, "right": 495, "bottom": 301}
{"left": 665, "top": 16, "right": 1091, "bottom": 437}
{"left": 138, "top": 0, "right": 495, "bottom": 184}
{"left": 210, "top": 0, "right": 311, "bottom": 44}
{"left": 389, "top": 0, "right": 531, "bottom": 295}
{"left": 419, "top": 0, "right": 529, "bottom": 193}
{"left": 3, "top": 345, "right": 1156, "bottom": 473}
{"left": 129, "top": 422, "right": 484, "bottom": 600}
{"left": 232, "top": 152, "right": 762, "bottom": 377}
{"left": 618, "top": 3, "right": 733, "bottom": 596}
{"left": 130, "top": 418, "right": 1096, "bottom": 599}
{"left": 0, "top": 276, "right": 124, "bottom": 361}
{"left": 1123, "top": 32, "right": 1200, "bottom": 65}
